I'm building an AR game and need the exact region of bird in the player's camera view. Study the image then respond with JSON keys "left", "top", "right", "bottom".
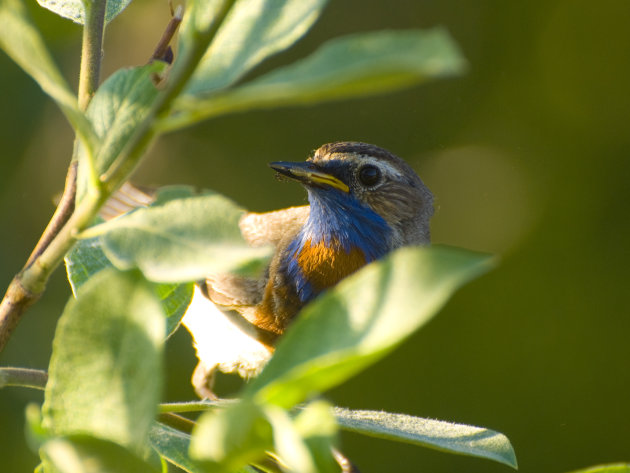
{"left": 182, "top": 141, "right": 434, "bottom": 399}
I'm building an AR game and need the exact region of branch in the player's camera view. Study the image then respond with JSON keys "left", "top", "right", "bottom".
{"left": 0, "top": 190, "right": 101, "bottom": 352}
{"left": 0, "top": 0, "right": 237, "bottom": 354}
{"left": 0, "top": 164, "right": 80, "bottom": 347}
{"left": 78, "top": 0, "right": 107, "bottom": 111}
{"left": 0, "top": 2, "right": 108, "bottom": 353}
{"left": 25, "top": 162, "right": 78, "bottom": 268}
{"left": 159, "top": 400, "right": 228, "bottom": 413}
{"left": 0, "top": 367, "right": 48, "bottom": 390}
{"left": 157, "top": 412, "right": 196, "bottom": 434}
{"left": 149, "top": 5, "right": 182, "bottom": 64}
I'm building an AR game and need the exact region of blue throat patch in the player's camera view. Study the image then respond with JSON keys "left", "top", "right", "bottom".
{"left": 284, "top": 187, "right": 392, "bottom": 303}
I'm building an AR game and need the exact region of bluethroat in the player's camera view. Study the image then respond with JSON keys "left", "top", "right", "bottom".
{"left": 182, "top": 141, "right": 434, "bottom": 399}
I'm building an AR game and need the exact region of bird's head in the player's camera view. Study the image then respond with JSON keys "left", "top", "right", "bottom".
{"left": 270, "top": 141, "right": 434, "bottom": 247}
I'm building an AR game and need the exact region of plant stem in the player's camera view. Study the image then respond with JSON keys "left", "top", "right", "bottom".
{"left": 0, "top": 367, "right": 48, "bottom": 390}
{"left": 0, "top": 191, "right": 104, "bottom": 352}
{"left": 78, "top": 0, "right": 107, "bottom": 111}
{"left": 0, "top": 2, "right": 109, "bottom": 354}
{"left": 159, "top": 400, "right": 228, "bottom": 413}
{"left": 157, "top": 412, "right": 196, "bottom": 434}
{"left": 25, "top": 162, "right": 78, "bottom": 268}
{"left": 149, "top": 6, "right": 183, "bottom": 64}
{"left": 0, "top": 0, "right": 236, "bottom": 354}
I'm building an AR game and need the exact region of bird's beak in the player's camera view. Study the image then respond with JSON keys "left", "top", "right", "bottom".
{"left": 269, "top": 161, "right": 349, "bottom": 193}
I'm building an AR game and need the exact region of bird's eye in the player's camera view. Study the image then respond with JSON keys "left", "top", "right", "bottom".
{"left": 358, "top": 165, "right": 382, "bottom": 187}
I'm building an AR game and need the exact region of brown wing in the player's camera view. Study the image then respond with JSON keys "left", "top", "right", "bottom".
{"left": 239, "top": 205, "right": 309, "bottom": 247}
{"left": 99, "top": 182, "right": 156, "bottom": 220}
{"left": 204, "top": 206, "right": 309, "bottom": 339}
{"left": 204, "top": 206, "right": 309, "bottom": 308}
{"left": 202, "top": 274, "right": 263, "bottom": 308}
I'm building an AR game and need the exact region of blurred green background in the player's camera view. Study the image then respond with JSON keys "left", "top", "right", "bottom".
{"left": 1, "top": 1, "right": 629, "bottom": 472}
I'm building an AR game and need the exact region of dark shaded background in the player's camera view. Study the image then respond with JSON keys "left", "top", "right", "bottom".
{"left": 1, "top": 1, "right": 629, "bottom": 471}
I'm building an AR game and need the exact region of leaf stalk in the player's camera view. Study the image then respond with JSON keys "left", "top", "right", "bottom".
{"left": 0, "top": 367, "right": 48, "bottom": 390}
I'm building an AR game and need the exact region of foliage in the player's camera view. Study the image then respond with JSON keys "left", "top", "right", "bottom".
{"left": 568, "top": 465, "right": 630, "bottom": 473}
{"left": 0, "top": 0, "right": 531, "bottom": 471}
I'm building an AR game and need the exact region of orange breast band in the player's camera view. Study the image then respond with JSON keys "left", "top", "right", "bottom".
{"left": 296, "top": 238, "right": 366, "bottom": 293}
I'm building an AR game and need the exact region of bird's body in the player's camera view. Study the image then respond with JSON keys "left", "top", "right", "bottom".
{"left": 183, "top": 142, "right": 433, "bottom": 398}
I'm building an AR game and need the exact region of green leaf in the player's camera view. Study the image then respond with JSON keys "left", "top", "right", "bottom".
{"left": 87, "top": 64, "right": 164, "bottom": 158}
{"left": 36, "top": 0, "right": 133, "bottom": 24}
{"left": 183, "top": 0, "right": 329, "bottom": 97}
{"left": 287, "top": 401, "right": 338, "bottom": 473}
{"left": 65, "top": 236, "right": 193, "bottom": 337}
{"left": 149, "top": 423, "right": 206, "bottom": 473}
{"left": 25, "top": 403, "right": 49, "bottom": 451}
{"left": 149, "top": 423, "right": 256, "bottom": 473}
{"left": 265, "top": 406, "right": 318, "bottom": 473}
{"left": 165, "top": 28, "right": 465, "bottom": 131}
{"left": 149, "top": 422, "right": 258, "bottom": 473}
{"left": 190, "top": 399, "right": 273, "bottom": 470}
{"left": 77, "top": 62, "right": 165, "bottom": 201}
{"left": 65, "top": 236, "right": 112, "bottom": 294}
{"left": 155, "top": 282, "right": 194, "bottom": 336}
{"left": 246, "top": 246, "right": 493, "bottom": 407}
{"left": 569, "top": 465, "right": 630, "bottom": 473}
{"left": 91, "top": 192, "right": 271, "bottom": 283}
{"left": 0, "top": 0, "right": 93, "bottom": 142}
{"left": 42, "top": 435, "right": 159, "bottom": 473}
{"left": 333, "top": 407, "right": 517, "bottom": 469}
{"left": 42, "top": 269, "right": 165, "bottom": 453}
{"left": 190, "top": 399, "right": 337, "bottom": 473}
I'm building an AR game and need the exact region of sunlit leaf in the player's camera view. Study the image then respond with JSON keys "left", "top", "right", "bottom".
{"left": 65, "top": 236, "right": 112, "bottom": 294}
{"left": 42, "top": 269, "right": 165, "bottom": 453}
{"left": 569, "top": 465, "right": 630, "bottom": 473}
{"left": 65, "top": 236, "right": 193, "bottom": 337}
{"left": 290, "top": 401, "right": 338, "bottom": 473}
{"left": 86, "top": 64, "right": 165, "bottom": 160}
{"left": 183, "top": 0, "right": 328, "bottom": 96}
{"left": 150, "top": 422, "right": 258, "bottom": 473}
{"left": 333, "top": 407, "right": 517, "bottom": 469}
{"left": 165, "top": 28, "right": 465, "bottom": 131}
{"left": 90, "top": 192, "right": 271, "bottom": 283}
{"left": 76, "top": 62, "right": 166, "bottom": 201}
{"left": 246, "top": 246, "right": 493, "bottom": 407}
{"left": 36, "top": 0, "right": 133, "bottom": 24}
{"left": 149, "top": 423, "right": 206, "bottom": 473}
{"left": 42, "top": 435, "right": 159, "bottom": 473}
{"left": 154, "top": 282, "right": 194, "bottom": 335}
{"left": 265, "top": 406, "right": 318, "bottom": 473}
{"left": 25, "top": 403, "right": 49, "bottom": 451}
{"left": 190, "top": 399, "right": 273, "bottom": 470}
{"left": 0, "top": 0, "right": 92, "bottom": 141}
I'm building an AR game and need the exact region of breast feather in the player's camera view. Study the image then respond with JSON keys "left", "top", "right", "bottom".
{"left": 296, "top": 238, "right": 366, "bottom": 293}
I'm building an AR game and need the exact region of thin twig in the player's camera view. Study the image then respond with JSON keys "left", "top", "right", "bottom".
{"left": 149, "top": 5, "right": 183, "bottom": 64}
{"left": 0, "top": 367, "right": 48, "bottom": 390}
{"left": 159, "top": 399, "right": 229, "bottom": 413}
{"left": 157, "top": 412, "right": 196, "bottom": 434}
{"left": 0, "top": 278, "right": 40, "bottom": 352}
{"left": 25, "top": 162, "right": 78, "bottom": 268}
{"left": 333, "top": 448, "right": 362, "bottom": 473}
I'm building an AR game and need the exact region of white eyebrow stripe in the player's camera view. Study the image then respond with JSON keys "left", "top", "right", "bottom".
{"left": 325, "top": 152, "right": 405, "bottom": 179}
{"left": 357, "top": 155, "right": 404, "bottom": 179}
